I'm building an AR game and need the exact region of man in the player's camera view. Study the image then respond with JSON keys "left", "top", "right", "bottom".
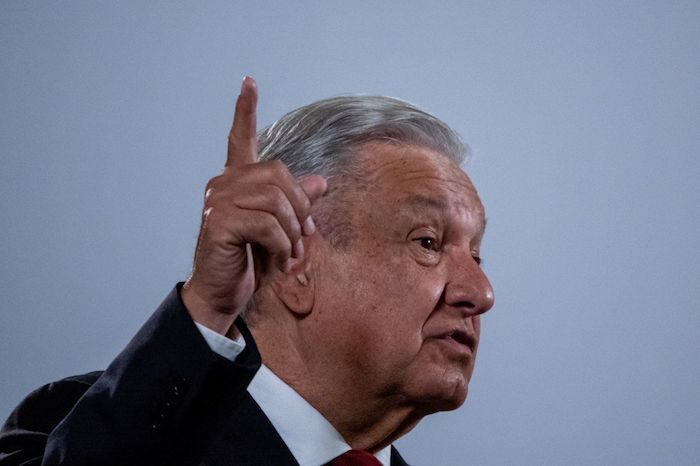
{"left": 0, "top": 77, "right": 494, "bottom": 465}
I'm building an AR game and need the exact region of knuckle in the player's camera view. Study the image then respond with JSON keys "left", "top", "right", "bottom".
{"left": 205, "top": 208, "right": 241, "bottom": 243}
{"left": 274, "top": 235, "right": 293, "bottom": 259}
{"left": 298, "top": 193, "right": 311, "bottom": 214}
{"left": 204, "top": 181, "right": 214, "bottom": 195}
{"left": 256, "top": 215, "right": 289, "bottom": 250}
{"left": 203, "top": 188, "right": 225, "bottom": 208}
{"left": 265, "top": 188, "right": 300, "bottom": 237}
{"left": 201, "top": 206, "right": 224, "bottom": 226}
{"left": 259, "top": 159, "right": 289, "bottom": 177}
{"left": 265, "top": 184, "right": 287, "bottom": 206}
{"left": 287, "top": 216, "right": 302, "bottom": 241}
{"left": 205, "top": 174, "right": 224, "bottom": 192}
{"left": 260, "top": 212, "right": 281, "bottom": 233}
{"left": 247, "top": 212, "right": 273, "bottom": 237}
{"left": 269, "top": 159, "right": 286, "bottom": 171}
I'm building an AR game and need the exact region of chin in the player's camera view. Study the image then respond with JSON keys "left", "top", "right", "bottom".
{"left": 435, "top": 382, "right": 469, "bottom": 412}
{"left": 410, "top": 373, "right": 469, "bottom": 414}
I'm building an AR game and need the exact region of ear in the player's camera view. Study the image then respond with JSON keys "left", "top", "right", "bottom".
{"left": 269, "top": 250, "right": 315, "bottom": 317}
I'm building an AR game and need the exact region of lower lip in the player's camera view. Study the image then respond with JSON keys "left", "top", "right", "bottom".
{"left": 434, "top": 336, "right": 473, "bottom": 358}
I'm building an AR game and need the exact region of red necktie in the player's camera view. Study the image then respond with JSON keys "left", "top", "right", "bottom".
{"left": 330, "top": 449, "right": 382, "bottom": 466}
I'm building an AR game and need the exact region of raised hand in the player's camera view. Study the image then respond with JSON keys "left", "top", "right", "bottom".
{"left": 181, "top": 77, "right": 327, "bottom": 335}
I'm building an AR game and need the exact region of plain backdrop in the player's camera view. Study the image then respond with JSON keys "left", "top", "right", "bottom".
{"left": 1, "top": 1, "right": 698, "bottom": 465}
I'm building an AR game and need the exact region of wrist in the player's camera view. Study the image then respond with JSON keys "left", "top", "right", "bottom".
{"left": 181, "top": 281, "right": 238, "bottom": 336}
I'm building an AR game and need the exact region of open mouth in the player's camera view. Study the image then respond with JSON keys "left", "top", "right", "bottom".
{"left": 445, "top": 331, "right": 471, "bottom": 347}
{"left": 433, "top": 328, "right": 476, "bottom": 357}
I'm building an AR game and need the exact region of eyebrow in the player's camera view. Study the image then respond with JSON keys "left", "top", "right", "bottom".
{"left": 400, "top": 194, "right": 448, "bottom": 212}
{"left": 400, "top": 194, "right": 488, "bottom": 234}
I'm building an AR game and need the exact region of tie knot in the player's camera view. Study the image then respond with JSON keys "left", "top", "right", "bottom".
{"left": 330, "top": 449, "right": 382, "bottom": 466}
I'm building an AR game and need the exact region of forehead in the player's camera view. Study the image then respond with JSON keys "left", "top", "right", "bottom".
{"left": 358, "top": 143, "right": 485, "bottom": 222}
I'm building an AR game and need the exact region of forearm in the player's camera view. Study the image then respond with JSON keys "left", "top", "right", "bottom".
{"left": 38, "top": 285, "right": 260, "bottom": 466}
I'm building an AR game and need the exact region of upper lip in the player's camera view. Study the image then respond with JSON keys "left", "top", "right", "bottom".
{"left": 435, "top": 327, "right": 476, "bottom": 351}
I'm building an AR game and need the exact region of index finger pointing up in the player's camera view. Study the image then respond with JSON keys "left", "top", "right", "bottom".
{"left": 226, "top": 76, "right": 258, "bottom": 168}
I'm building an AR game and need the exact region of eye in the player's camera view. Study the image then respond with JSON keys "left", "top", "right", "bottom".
{"left": 415, "top": 237, "right": 439, "bottom": 251}
{"left": 472, "top": 255, "right": 482, "bottom": 265}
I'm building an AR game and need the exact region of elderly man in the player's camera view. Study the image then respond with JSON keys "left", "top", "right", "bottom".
{"left": 0, "top": 77, "right": 493, "bottom": 466}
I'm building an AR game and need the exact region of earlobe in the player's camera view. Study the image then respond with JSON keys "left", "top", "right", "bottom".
{"left": 270, "top": 258, "right": 315, "bottom": 317}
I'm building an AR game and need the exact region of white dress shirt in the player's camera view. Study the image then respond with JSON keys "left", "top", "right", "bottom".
{"left": 195, "top": 322, "right": 392, "bottom": 466}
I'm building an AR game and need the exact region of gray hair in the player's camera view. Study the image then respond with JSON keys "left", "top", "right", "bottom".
{"left": 246, "top": 96, "right": 468, "bottom": 321}
{"left": 258, "top": 95, "right": 468, "bottom": 179}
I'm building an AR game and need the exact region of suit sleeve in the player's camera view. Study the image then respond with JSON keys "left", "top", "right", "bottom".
{"left": 0, "top": 373, "right": 101, "bottom": 466}
{"left": 0, "top": 284, "right": 261, "bottom": 466}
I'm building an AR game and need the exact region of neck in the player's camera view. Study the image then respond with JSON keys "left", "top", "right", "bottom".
{"left": 249, "top": 318, "right": 424, "bottom": 451}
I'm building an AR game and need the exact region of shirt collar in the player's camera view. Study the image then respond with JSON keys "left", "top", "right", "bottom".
{"left": 248, "top": 364, "right": 392, "bottom": 466}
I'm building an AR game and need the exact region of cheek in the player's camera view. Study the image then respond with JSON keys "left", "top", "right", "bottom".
{"left": 322, "top": 249, "right": 445, "bottom": 350}
{"left": 363, "top": 267, "right": 444, "bottom": 355}
{"left": 367, "top": 258, "right": 437, "bottom": 297}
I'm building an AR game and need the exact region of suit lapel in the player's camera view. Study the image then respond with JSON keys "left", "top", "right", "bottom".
{"left": 196, "top": 383, "right": 410, "bottom": 466}
{"left": 390, "top": 446, "right": 410, "bottom": 466}
{"left": 204, "top": 392, "right": 299, "bottom": 466}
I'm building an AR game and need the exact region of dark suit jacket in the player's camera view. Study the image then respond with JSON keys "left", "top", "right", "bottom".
{"left": 0, "top": 286, "right": 409, "bottom": 466}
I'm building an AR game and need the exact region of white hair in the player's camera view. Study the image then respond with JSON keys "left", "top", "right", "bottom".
{"left": 258, "top": 95, "right": 468, "bottom": 180}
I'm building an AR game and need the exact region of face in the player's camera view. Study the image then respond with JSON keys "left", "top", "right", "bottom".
{"left": 312, "top": 143, "right": 495, "bottom": 413}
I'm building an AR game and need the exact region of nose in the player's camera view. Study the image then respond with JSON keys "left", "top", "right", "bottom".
{"left": 443, "top": 251, "right": 495, "bottom": 316}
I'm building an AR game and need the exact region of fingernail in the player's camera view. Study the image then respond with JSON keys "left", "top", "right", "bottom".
{"left": 293, "top": 238, "right": 304, "bottom": 259}
{"left": 302, "top": 216, "right": 316, "bottom": 236}
{"left": 297, "top": 273, "right": 309, "bottom": 286}
{"left": 240, "top": 76, "right": 249, "bottom": 94}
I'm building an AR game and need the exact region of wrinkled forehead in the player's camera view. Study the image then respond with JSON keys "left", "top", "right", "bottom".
{"left": 358, "top": 143, "right": 485, "bottom": 216}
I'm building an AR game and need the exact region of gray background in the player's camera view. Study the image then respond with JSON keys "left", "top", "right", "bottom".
{"left": 1, "top": 1, "right": 698, "bottom": 465}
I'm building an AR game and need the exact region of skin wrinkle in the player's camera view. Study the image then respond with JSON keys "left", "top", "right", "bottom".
{"left": 250, "top": 142, "right": 494, "bottom": 451}
{"left": 397, "top": 195, "right": 486, "bottom": 242}
{"left": 312, "top": 184, "right": 355, "bottom": 250}
{"left": 316, "top": 142, "right": 468, "bottom": 251}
